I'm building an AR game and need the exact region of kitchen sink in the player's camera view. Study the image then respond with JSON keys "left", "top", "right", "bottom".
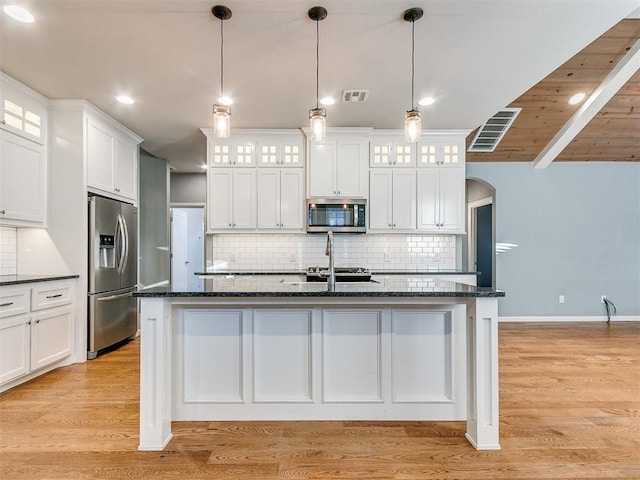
{"left": 305, "top": 267, "right": 372, "bottom": 283}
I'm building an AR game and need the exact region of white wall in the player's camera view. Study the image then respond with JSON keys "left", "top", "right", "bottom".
{"left": 466, "top": 161, "right": 640, "bottom": 317}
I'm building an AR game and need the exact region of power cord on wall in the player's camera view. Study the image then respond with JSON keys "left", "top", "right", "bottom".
{"left": 603, "top": 298, "right": 617, "bottom": 324}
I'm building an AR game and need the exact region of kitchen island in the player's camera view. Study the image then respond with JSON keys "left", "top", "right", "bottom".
{"left": 134, "top": 274, "right": 504, "bottom": 452}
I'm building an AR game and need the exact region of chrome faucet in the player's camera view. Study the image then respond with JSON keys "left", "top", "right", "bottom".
{"left": 325, "top": 231, "right": 336, "bottom": 291}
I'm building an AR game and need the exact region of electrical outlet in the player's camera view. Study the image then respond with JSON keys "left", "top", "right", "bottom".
{"left": 601, "top": 295, "right": 607, "bottom": 303}
{"left": 559, "top": 295, "right": 565, "bottom": 304}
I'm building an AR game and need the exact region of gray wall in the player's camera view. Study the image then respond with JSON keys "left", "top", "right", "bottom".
{"left": 466, "top": 162, "right": 640, "bottom": 318}
{"left": 170, "top": 173, "right": 206, "bottom": 204}
{"left": 139, "top": 150, "right": 170, "bottom": 288}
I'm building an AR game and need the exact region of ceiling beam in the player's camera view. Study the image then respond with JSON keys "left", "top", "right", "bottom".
{"left": 533, "top": 37, "right": 640, "bottom": 169}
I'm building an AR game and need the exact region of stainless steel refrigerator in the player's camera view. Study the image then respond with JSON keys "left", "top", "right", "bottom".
{"left": 88, "top": 195, "right": 137, "bottom": 359}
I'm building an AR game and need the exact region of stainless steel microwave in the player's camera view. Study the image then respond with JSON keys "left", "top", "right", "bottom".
{"left": 306, "top": 198, "right": 366, "bottom": 233}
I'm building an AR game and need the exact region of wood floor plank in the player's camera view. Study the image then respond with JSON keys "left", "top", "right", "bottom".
{"left": 0, "top": 322, "right": 639, "bottom": 479}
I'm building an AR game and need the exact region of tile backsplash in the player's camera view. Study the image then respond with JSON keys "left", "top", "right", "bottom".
{"left": 0, "top": 227, "right": 17, "bottom": 275}
{"left": 207, "top": 233, "right": 456, "bottom": 272}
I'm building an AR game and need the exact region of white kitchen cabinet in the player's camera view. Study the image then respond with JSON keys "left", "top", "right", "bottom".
{"left": 307, "top": 131, "right": 369, "bottom": 198}
{"left": 207, "top": 137, "right": 256, "bottom": 167}
{"left": 257, "top": 133, "right": 303, "bottom": 168}
{"left": 0, "top": 280, "right": 75, "bottom": 392}
{"left": 0, "top": 129, "right": 47, "bottom": 227}
{"left": 86, "top": 113, "right": 141, "bottom": 202}
{"left": 370, "top": 133, "right": 416, "bottom": 168}
{"left": 30, "top": 306, "right": 73, "bottom": 371}
{"left": 0, "top": 314, "right": 31, "bottom": 385}
{"left": 257, "top": 169, "right": 304, "bottom": 230}
{"left": 417, "top": 168, "right": 465, "bottom": 233}
{"left": 207, "top": 168, "right": 257, "bottom": 232}
{"left": 418, "top": 135, "right": 464, "bottom": 168}
{"left": 1, "top": 71, "right": 47, "bottom": 146}
{"left": 369, "top": 169, "right": 416, "bottom": 231}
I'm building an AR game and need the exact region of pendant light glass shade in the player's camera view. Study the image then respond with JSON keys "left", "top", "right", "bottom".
{"left": 309, "top": 107, "right": 327, "bottom": 142}
{"left": 212, "top": 5, "right": 232, "bottom": 138}
{"left": 308, "top": 7, "right": 327, "bottom": 142}
{"left": 405, "top": 109, "right": 421, "bottom": 143}
{"left": 213, "top": 104, "right": 231, "bottom": 138}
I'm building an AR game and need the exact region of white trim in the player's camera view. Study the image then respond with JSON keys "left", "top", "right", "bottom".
{"left": 499, "top": 316, "right": 640, "bottom": 323}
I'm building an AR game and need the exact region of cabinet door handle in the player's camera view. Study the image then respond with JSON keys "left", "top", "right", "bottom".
{"left": 46, "top": 294, "right": 63, "bottom": 299}
{"left": 27, "top": 321, "right": 31, "bottom": 326}
{"left": 35, "top": 320, "right": 40, "bottom": 324}
{"left": 393, "top": 223, "right": 396, "bottom": 227}
{"left": 0, "top": 210, "right": 5, "bottom": 215}
{"left": 0, "top": 301, "right": 14, "bottom": 307}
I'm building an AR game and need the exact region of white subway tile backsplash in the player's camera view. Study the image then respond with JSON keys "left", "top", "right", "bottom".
{"left": 0, "top": 227, "right": 17, "bottom": 275}
{"left": 207, "top": 233, "right": 456, "bottom": 272}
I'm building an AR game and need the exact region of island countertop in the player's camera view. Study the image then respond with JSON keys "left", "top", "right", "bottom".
{"left": 133, "top": 274, "right": 504, "bottom": 298}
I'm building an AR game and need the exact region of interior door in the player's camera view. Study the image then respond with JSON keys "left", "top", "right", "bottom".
{"left": 171, "top": 209, "right": 188, "bottom": 290}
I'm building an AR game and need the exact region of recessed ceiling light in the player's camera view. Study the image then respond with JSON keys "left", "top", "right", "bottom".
{"left": 320, "top": 97, "right": 335, "bottom": 106}
{"left": 568, "top": 92, "right": 586, "bottom": 105}
{"left": 218, "top": 96, "right": 233, "bottom": 106}
{"left": 116, "top": 95, "right": 134, "bottom": 105}
{"left": 3, "top": 5, "right": 35, "bottom": 23}
{"left": 419, "top": 97, "right": 435, "bottom": 106}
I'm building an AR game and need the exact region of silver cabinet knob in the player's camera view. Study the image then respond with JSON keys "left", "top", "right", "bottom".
{"left": 0, "top": 209, "right": 5, "bottom": 215}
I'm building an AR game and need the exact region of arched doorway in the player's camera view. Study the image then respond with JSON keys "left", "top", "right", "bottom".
{"left": 466, "top": 178, "right": 496, "bottom": 289}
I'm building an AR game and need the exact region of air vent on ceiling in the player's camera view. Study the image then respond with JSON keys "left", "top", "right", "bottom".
{"left": 342, "top": 90, "right": 369, "bottom": 103}
{"left": 468, "top": 108, "right": 521, "bottom": 152}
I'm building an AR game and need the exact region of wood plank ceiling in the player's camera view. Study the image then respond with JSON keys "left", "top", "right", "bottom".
{"left": 466, "top": 18, "right": 640, "bottom": 163}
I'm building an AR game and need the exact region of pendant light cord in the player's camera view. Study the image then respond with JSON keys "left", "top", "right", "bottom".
{"left": 411, "top": 19, "right": 415, "bottom": 109}
{"left": 316, "top": 18, "right": 320, "bottom": 109}
{"left": 220, "top": 18, "right": 224, "bottom": 98}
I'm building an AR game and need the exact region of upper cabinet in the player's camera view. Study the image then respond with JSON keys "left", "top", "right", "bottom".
{"left": 86, "top": 112, "right": 142, "bottom": 202}
{"left": 0, "top": 72, "right": 47, "bottom": 146}
{"left": 306, "top": 128, "right": 371, "bottom": 198}
{"left": 417, "top": 135, "right": 464, "bottom": 168}
{"left": 416, "top": 132, "right": 467, "bottom": 233}
{"left": 370, "top": 132, "right": 416, "bottom": 168}
{"left": 257, "top": 133, "right": 303, "bottom": 168}
{"left": 202, "top": 129, "right": 306, "bottom": 233}
{"left": 0, "top": 130, "right": 47, "bottom": 227}
{"left": 0, "top": 73, "right": 48, "bottom": 227}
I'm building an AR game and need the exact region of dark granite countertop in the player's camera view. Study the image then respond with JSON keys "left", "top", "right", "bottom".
{"left": 195, "top": 270, "right": 478, "bottom": 276}
{"left": 134, "top": 274, "right": 503, "bottom": 298}
{"left": 0, "top": 274, "right": 79, "bottom": 286}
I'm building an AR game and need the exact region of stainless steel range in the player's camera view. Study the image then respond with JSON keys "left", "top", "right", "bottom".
{"left": 306, "top": 266, "right": 371, "bottom": 283}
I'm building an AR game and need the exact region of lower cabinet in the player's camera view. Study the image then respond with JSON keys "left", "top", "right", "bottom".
{"left": 0, "top": 280, "right": 74, "bottom": 391}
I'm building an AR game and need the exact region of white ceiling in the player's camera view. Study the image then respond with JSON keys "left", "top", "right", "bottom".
{"left": 2, "top": 0, "right": 639, "bottom": 172}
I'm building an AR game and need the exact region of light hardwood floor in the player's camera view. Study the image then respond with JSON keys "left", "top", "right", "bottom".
{"left": 1, "top": 322, "right": 639, "bottom": 479}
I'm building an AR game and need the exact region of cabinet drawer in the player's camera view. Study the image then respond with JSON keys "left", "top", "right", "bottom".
{"left": 0, "top": 288, "right": 30, "bottom": 319}
{"left": 31, "top": 282, "right": 73, "bottom": 311}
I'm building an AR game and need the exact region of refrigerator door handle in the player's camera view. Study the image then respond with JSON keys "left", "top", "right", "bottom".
{"left": 121, "top": 211, "right": 129, "bottom": 274}
{"left": 96, "top": 291, "right": 133, "bottom": 302}
{"left": 116, "top": 214, "right": 127, "bottom": 274}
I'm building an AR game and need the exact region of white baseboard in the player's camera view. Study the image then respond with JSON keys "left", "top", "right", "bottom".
{"left": 499, "top": 315, "right": 640, "bottom": 323}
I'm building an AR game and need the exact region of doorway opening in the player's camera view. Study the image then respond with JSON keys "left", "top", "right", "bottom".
{"left": 466, "top": 179, "right": 496, "bottom": 289}
{"left": 171, "top": 207, "right": 205, "bottom": 291}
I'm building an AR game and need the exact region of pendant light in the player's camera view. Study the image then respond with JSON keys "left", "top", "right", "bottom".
{"left": 403, "top": 8, "right": 423, "bottom": 143}
{"left": 212, "top": 5, "right": 232, "bottom": 138}
{"left": 308, "top": 6, "right": 327, "bottom": 142}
